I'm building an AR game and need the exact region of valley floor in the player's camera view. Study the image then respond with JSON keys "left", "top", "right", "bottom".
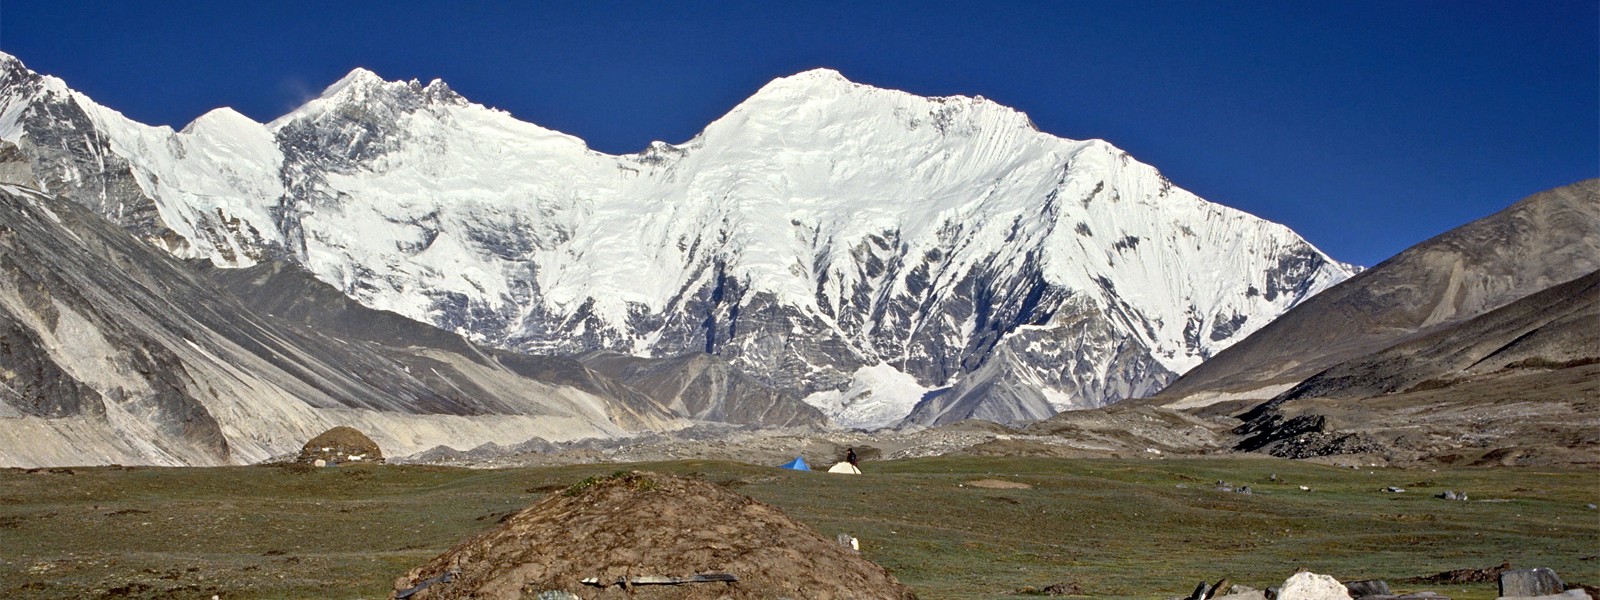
{"left": 0, "top": 457, "right": 1594, "bottom": 599}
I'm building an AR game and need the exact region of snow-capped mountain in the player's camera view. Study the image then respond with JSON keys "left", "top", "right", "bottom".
{"left": 0, "top": 52, "right": 1354, "bottom": 428}
{"left": 0, "top": 156, "right": 686, "bottom": 468}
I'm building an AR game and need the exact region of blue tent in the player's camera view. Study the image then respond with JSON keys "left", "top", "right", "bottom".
{"left": 779, "top": 456, "right": 810, "bottom": 471}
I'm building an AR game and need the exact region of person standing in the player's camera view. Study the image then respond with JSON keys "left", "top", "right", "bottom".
{"left": 846, "top": 447, "right": 858, "bottom": 467}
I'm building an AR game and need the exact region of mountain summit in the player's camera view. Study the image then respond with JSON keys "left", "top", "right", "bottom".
{"left": 0, "top": 53, "right": 1354, "bottom": 428}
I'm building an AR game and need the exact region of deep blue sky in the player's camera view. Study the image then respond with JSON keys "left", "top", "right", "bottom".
{"left": 2, "top": 2, "right": 1595, "bottom": 267}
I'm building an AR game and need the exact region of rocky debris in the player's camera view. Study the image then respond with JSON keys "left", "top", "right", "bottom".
{"left": 1018, "top": 581, "right": 1085, "bottom": 595}
{"left": 1406, "top": 562, "right": 1512, "bottom": 585}
{"left": 1213, "top": 481, "right": 1254, "bottom": 495}
{"left": 1383, "top": 486, "right": 1405, "bottom": 493}
{"left": 1232, "top": 410, "right": 1393, "bottom": 459}
{"left": 391, "top": 471, "right": 917, "bottom": 599}
{"left": 1345, "top": 580, "right": 1392, "bottom": 597}
{"left": 1169, "top": 579, "right": 1266, "bottom": 600}
{"left": 1435, "top": 490, "right": 1467, "bottom": 501}
{"left": 1500, "top": 568, "right": 1566, "bottom": 598}
{"left": 299, "top": 426, "right": 384, "bottom": 465}
{"left": 1177, "top": 572, "right": 1455, "bottom": 600}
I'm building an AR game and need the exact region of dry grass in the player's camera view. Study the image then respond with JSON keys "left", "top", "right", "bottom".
{"left": 0, "top": 457, "right": 1594, "bottom": 599}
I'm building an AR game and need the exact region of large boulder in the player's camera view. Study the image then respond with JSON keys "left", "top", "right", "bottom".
{"left": 298, "top": 426, "right": 384, "bottom": 464}
{"left": 1500, "top": 569, "right": 1566, "bottom": 598}
{"left": 1279, "top": 571, "right": 1353, "bottom": 600}
{"left": 392, "top": 471, "right": 917, "bottom": 599}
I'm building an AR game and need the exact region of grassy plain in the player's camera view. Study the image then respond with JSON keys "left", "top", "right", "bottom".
{"left": 0, "top": 457, "right": 1594, "bottom": 599}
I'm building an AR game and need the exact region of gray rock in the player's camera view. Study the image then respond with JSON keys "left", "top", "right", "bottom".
{"left": 1498, "top": 591, "right": 1592, "bottom": 600}
{"left": 1499, "top": 568, "right": 1565, "bottom": 597}
{"left": 1345, "top": 580, "right": 1392, "bottom": 598}
{"left": 1206, "top": 577, "right": 1233, "bottom": 599}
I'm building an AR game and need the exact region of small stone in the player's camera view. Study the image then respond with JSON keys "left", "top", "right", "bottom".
{"left": 1383, "top": 486, "right": 1405, "bottom": 493}
{"left": 1040, "top": 581, "right": 1084, "bottom": 595}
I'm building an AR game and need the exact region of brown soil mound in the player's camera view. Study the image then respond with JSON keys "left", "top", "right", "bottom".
{"left": 392, "top": 471, "right": 917, "bottom": 600}
{"left": 298, "top": 426, "right": 383, "bottom": 463}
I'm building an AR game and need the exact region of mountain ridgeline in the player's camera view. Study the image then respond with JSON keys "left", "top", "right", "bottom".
{"left": 0, "top": 52, "right": 1354, "bottom": 447}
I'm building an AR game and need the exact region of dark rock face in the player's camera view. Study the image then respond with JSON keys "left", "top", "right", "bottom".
{"left": 901, "top": 295, "right": 1177, "bottom": 427}
{"left": 577, "top": 351, "right": 827, "bottom": 428}
{"left": 1161, "top": 180, "right": 1600, "bottom": 401}
{"left": 0, "top": 309, "right": 105, "bottom": 418}
{"left": 0, "top": 70, "right": 160, "bottom": 237}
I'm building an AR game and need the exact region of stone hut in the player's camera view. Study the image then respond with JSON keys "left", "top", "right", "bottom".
{"left": 299, "top": 426, "right": 384, "bottom": 465}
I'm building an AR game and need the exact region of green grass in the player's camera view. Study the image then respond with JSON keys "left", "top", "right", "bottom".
{"left": 0, "top": 458, "right": 1594, "bottom": 599}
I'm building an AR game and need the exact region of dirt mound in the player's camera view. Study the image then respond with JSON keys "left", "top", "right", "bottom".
{"left": 298, "top": 426, "right": 383, "bottom": 463}
{"left": 392, "top": 471, "right": 917, "bottom": 599}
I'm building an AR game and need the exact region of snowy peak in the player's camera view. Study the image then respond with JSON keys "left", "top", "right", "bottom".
{"left": 0, "top": 51, "right": 26, "bottom": 77}
{"left": 182, "top": 107, "right": 263, "bottom": 135}
{"left": 270, "top": 67, "right": 467, "bottom": 130}
{"left": 725, "top": 68, "right": 1037, "bottom": 139}
{"left": 753, "top": 67, "right": 857, "bottom": 95}
{"left": 0, "top": 51, "right": 1357, "bottom": 431}
{"left": 320, "top": 67, "right": 387, "bottom": 99}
